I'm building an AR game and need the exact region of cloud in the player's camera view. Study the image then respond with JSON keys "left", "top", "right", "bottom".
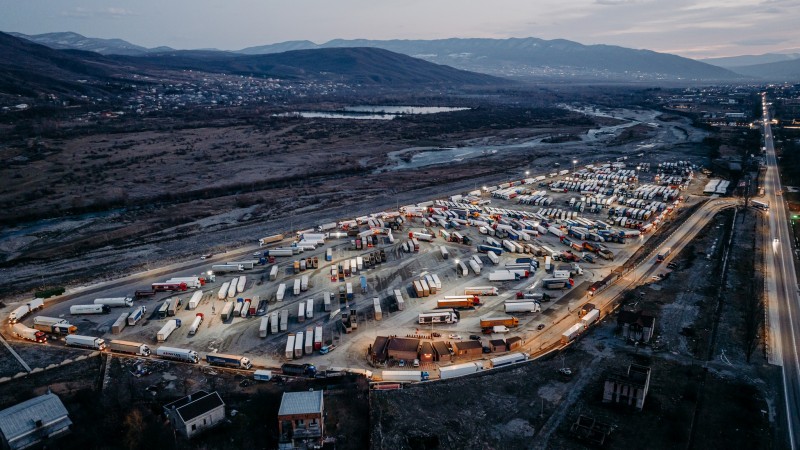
{"left": 60, "top": 6, "right": 138, "bottom": 19}
{"left": 594, "top": 0, "right": 637, "bottom": 5}
{"left": 734, "top": 37, "right": 787, "bottom": 46}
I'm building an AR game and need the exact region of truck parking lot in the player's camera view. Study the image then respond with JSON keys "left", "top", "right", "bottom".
{"left": 3, "top": 159, "right": 698, "bottom": 381}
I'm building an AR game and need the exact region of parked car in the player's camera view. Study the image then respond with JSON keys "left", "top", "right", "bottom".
{"left": 449, "top": 334, "right": 462, "bottom": 340}
{"left": 398, "top": 360, "right": 405, "bottom": 367}
{"left": 482, "top": 346, "right": 491, "bottom": 354}
{"left": 469, "top": 334, "right": 481, "bottom": 341}
{"left": 537, "top": 324, "right": 546, "bottom": 331}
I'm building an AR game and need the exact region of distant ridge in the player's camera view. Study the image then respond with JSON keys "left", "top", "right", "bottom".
{"left": 9, "top": 31, "right": 745, "bottom": 82}
{"left": 702, "top": 52, "right": 800, "bottom": 69}
{"left": 110, "top": 46, "right": 508, "bottom": 86}
{"left": 8, "top": 31, "right": 173, "bottom": 56}
{"left": 240, "top": 37, "right": 743, "bottom": 82}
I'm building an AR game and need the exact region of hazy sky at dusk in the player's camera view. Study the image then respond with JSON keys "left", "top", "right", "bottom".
{"left": 1, "top": 0, "right": 798, "bottom": 58}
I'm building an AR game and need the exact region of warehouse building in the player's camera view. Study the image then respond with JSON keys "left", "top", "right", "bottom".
{"left": 278, "top": 390, "right": 324, "bottom": 449}
{"left": 163, "top": 391, "right": 225, "bottom": 439}
{"left": 452, "top": 340, "right": 483, "bottom": 358}
{"left": 0, "top": 392, "right": 71, "bottom": 450}
{"left": 603, "top": 364, "right": 652, "bottom": 411}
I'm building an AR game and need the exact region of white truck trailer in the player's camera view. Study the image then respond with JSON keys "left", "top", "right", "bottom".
{"left": 381, "top": 371, "right": 430, "bottom": 382}
{"left": 187, "top": 291, "right": 203, "bottom": 310}
{"left": 259, "top": 316, "right": 269, "bottom": 338}
{"left": 157, "top": 319, "right": 181, "bottom": 342}
{"left": 109, "top": 340, "right": 150, "bottom": 356}
{"left": 188, "top": 313, "right": 204, "bottom": 335}
{"left": 155, "top": 346, "right": 198, "bottom": 363}
{"left": 70, "top": 304, "right": 110, "bottom": 315}
{"left": 93, "top": 297, "right": 133, "bottom": 308}
{"left": 65, "top": 334, "right": 106, "bottom": 350}
{"left": 439, "top": 362, "right": 484, "bottom": 379}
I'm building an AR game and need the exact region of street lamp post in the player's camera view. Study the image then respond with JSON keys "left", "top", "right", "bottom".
{"left": 572, "top": 159, "right": 577, "bottom": 174}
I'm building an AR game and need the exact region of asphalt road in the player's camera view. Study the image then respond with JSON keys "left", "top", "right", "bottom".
{"left": 761, "top": 93, "right": 800, "bottom": 448}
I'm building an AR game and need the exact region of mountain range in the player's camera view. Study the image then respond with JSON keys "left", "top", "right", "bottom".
{"left": 11, "top": 31, "right": 745, "bottom": 82}
{"left": 0, "top": 31, "right": 503, "bottom": 103}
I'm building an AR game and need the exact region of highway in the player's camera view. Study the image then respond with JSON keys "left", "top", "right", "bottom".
{"left": 762, "top": 93, "right": 800, "bottom": 448}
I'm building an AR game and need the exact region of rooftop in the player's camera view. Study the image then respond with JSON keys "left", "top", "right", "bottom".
{"left": 453, "top": 340, "right": 483, "bottom": 351}
{"left": 164, "top": 391, "right": 224, "bottom": 423}
{"left": 278, "top": 390, "right": 324, "bottom": 417}
{"left": 387, "top": 337, "right": 420, "bottom": 353}
{"left": 0, "top": 393, "right": 71, "bottom": 446}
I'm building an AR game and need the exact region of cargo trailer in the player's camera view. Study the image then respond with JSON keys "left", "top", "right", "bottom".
{"left": 294, "top": 331, "right": 304, "bottom": 359}
{"left": 65, "top": 334, "right": 106, "bottom": 350}
{"left": 157, "top": 319, "right": 181, "bottom": 342}
{"left": 561, "top": 323, "right": 583, "bottom": 344}
{"left": 270, "top": 311, "right": 279, "bottom": 334}
{"left": 394, "top": 290, "right": 405, "bottom": 311}
{"left": 373, "top": 297, "right": 382, "bottom": 320}
{"left": 381, "top": 370, "right": 429, "bottom": 382}
{"left": 109, "top": 340, "right": 150, "bottom": 356}
{"left": 304, "top": 328, "right": 314, "bottom": 355}
{"left": 439, "top": 362, "right": 484, "bottom": 379}
{"left": 12, "top": 324, "right": 47, "bottom": 343}
{"left": 111, "top": 313, "right": 129, "bottom": 334}
{"left": 70, "top": 304, "right": 110, "bottom": 315}
{"left": 206, "top": 353, "right": 252, "bottom": 369}
{"left": 93, "top": 297, "right": 133, "bottom": 308}
{"left": 504, "top": 302, "right": 541, "bottom": 313}
{"left": 187, "top": 291, "right": 203, "bottom": 310}
{"left": 489, "top": 352, "right": 528, "bottom": 368}
{"left": 314, "top": 326, "right": 323, "bottom": 350}
{"left": 280, "top": 309, "right": 289, "bottom": 331}
{"left": 127, "top": 306, "right": 146, "bottom": 326}
{"left": 155, "top": 346, "right": 198, "bottom": 363}
{"left": 188, "top": 313, "right": 204, "bottom": 335}
{"left": 285, "top": 334, "right": 296, "bottom": 359}
{"left": 220, "top": 302, "right": 235, "bottom": 321}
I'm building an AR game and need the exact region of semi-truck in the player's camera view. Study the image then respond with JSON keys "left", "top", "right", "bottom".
{"left": 504, "top": 302, "right": 541, "bottom": 313}
{"left": 206, "top": 353, "right": 253, "bottom": 369}
{"left": 314, "top": 326, "right": 323, "bottom": 350}
{"left": 656, "top": 247, "right": 671, "bottom": 262}
{"left": 561, "top": 323, "right": 584, "bottom": 344}
{"left": 437, "top": 298, "right": 480, "bottom": 309}
{"left": 259, "top": 234, "right": 285, "bottom": 247}
{"left": 165, "top": 277, "right": 202, "bottom": 289}
{"left": 479, "top": 316, "right": 520, "bottom": 328}
{"left": 281, "top": 363, "right": 317, "bottom": 378}
{"left": 157, "top": 319, "right": 181, "bottom": 342}
{"left": 211, "top": 264, "right": 244, "bottom": 273}
{"left": 418, "top": 310, "right": 459, "bottom": 324}
{"left": 127, "top": 306, "right": 146, "bottom": 326}
{"left": 542, "top": 278, "right": 572, "bottom": 290}
{"left": 488, "top": 270, "right": 529, "bottom": 281}
{"left": 439, "top": 362, "right": 484, "bottom": 379}
{"left": 93, "top": 297, "right": 133, "bottom": 308}
{"left": 581, "top": 309, "right": 600, "bottom": 327}
{"left": 489, "top": 352, "right": 528, "bottom": 368}
{"left": 293, "top": 279, "right": 301, "bottom": 296}
{"left": 12, "top": 324, "right": 47, "bottom": 343}
{"left": 381, "top": 370, "right": 430, "bottom": 382}
{"left": 152, "top": 282, "right": 188, "bottom": 292}
{"left": 70, "top": 304, "right": 111, "bottom": 315}
{"left": 155, "top": 346, "right": 199, "bottom": 363}
{"left": 33, "top": 317, "right": 77, "bottom": 335}
{"left": 188, "top": 313, "right": 204, "bottom": 335}
{"left": 464, "top": 286, "right": 498, "bottom": 296}
{"left": 109, "top": 340, "right": 151, "bottom": 356}
{"left": 65, "top": 334, "right": 106, "bottom": 350}
{"left": 7, "top": 298, "right": 45, "bottom": 324}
